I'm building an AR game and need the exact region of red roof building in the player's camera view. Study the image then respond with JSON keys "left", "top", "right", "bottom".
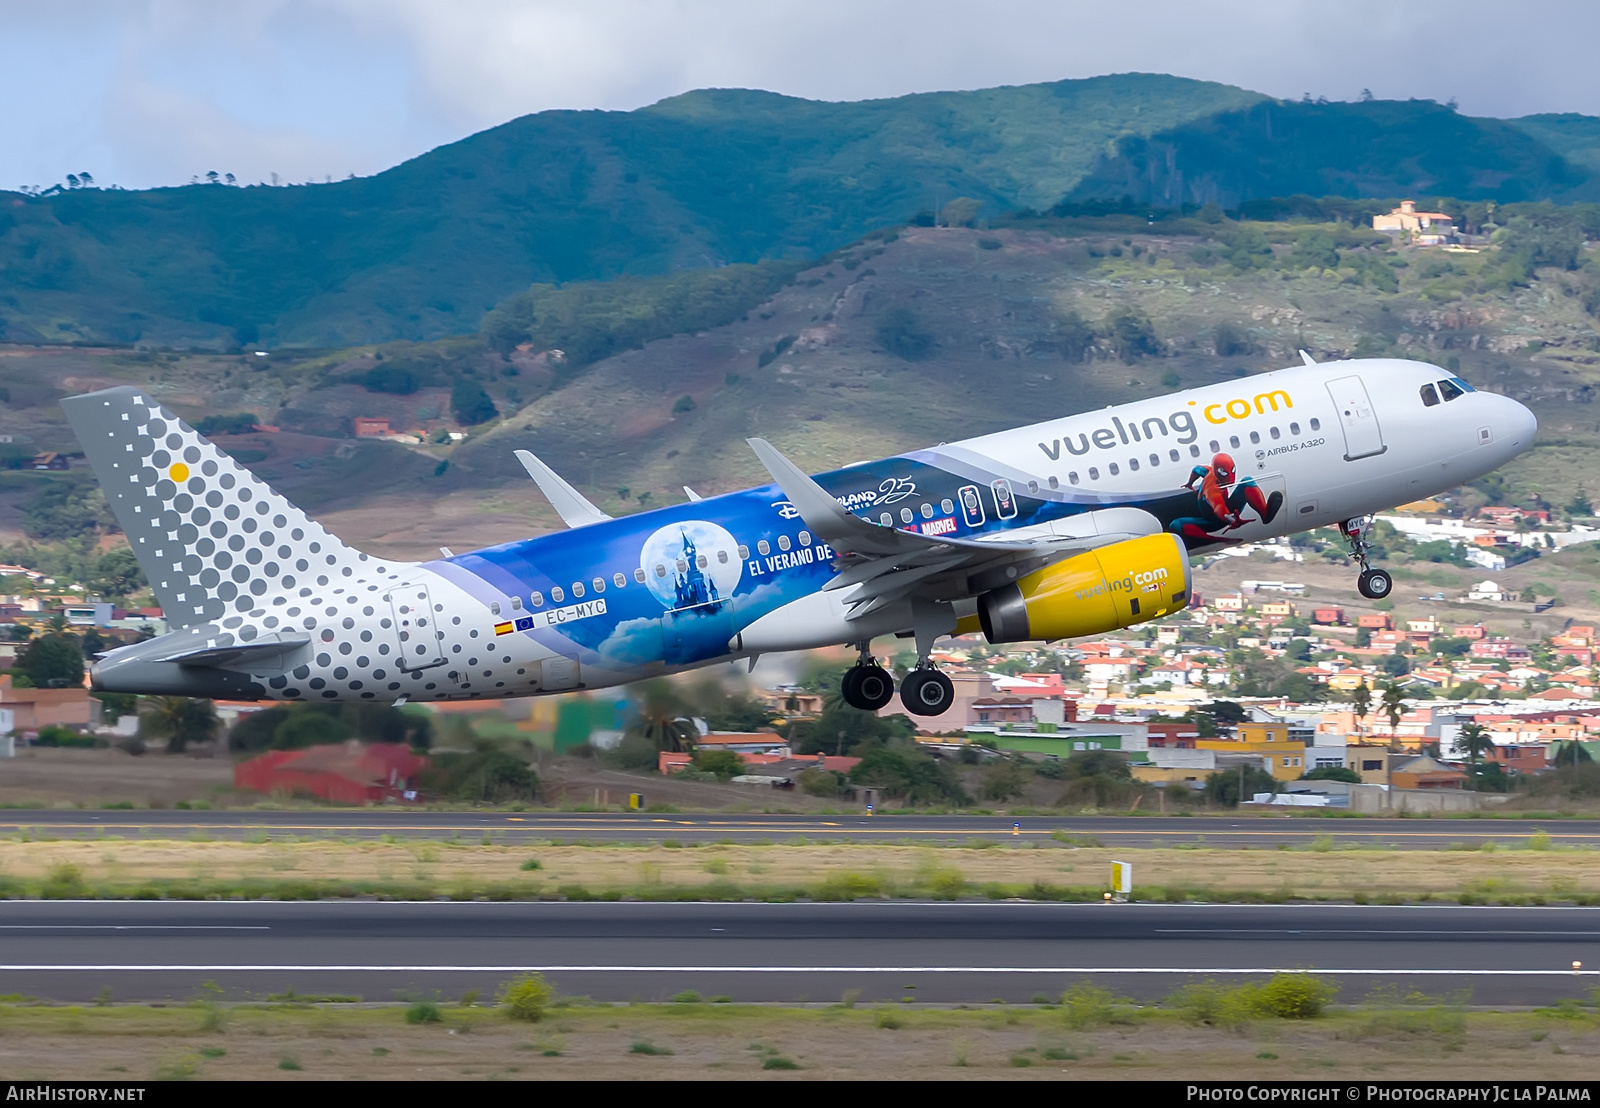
{"left": 234, "top": 742, "right": 428, "bottom": 804}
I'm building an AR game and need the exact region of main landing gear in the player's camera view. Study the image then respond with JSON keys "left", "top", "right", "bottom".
{"left": 1339, "top": 515, "right": 1393, "bottom": 600}
{"left": 841, "top": 645, "right": 895, "bottom": 712}
{"left": 839, "top": 640, "right": 956, "bottom": 717}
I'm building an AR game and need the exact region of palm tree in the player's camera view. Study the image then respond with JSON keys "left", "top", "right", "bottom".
{"left": 1453, "top": 722, "right": 1495, "bottom": 769}
{"left": 1351, "top": 682, "right": 1372, "bottom": 735}
{"left": 1380, "top": 681, "right": 1406, "bottom": 742}
{"left": 625, "top": 680, "right": 698, "bottom": 754}
{"left": 139, "top": 697, "right": 219, "bottom": 754}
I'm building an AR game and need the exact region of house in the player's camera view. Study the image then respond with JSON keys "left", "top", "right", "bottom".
{"left": 0, "top": 675, "right": 94, "bottom": 731}
{"left": 1198, "top": 729, "right": 1306, "bottom": 781}
{"left": 353, "top": 417, "right": 391, "bottom": 438}
{"left": 1312, "top": 606, "right": 1346, "bottom": 626}
{"left": 1390, "top": 753, "right": 1467, "bottom": 790}
{"left": 694, "top": 731, "right": 791, "bottom": 755}
{"left": 1259, "top": 600, "right": 1296, "bottom": 623}
{"left": 27, "top": 452, "right": 69, "bottom": 471}
{"left": 1213, "top": 594, "right": 1245, "bottom": 612}
{"left": 1344, "top": 744, "right": 1392, "bottom": 785}
{"left": 1358, "top": 613, "right": 1393, "bottom": 630}
{"left": 1145, "top": 723, "right": 1200, "bottom": 749}
{"left": 970, "top": 697, "right": 1035, "bottom": 725}
{"left": 1468, "top": 580, "right": 1510, "bottom": 602}
{"left": 234, "top": 742, "right": 428, "bottom": 804}
{"left": 1453, "top": 624, "right": 1487, "bottom": 641}
{"left": 1373, "top": 200, "right": 1457, "bottom": 243}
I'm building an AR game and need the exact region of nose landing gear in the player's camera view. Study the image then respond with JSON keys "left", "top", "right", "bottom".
{"left": 1339, "top": 516, "right": 1393, "bottom": 600}
{"left": 840, "top": 643, "right": 895, "bottom": 711}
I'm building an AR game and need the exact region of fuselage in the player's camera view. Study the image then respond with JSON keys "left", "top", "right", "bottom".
{"left": 78, "top": 357, "right": 1535, "bottom": 703}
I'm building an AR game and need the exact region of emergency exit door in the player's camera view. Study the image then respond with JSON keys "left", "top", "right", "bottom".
{"left": 1325, "top": 375, "right": 1387, "bottom": 461}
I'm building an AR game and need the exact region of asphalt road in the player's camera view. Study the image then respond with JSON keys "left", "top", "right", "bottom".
{"left": 1, "top": 810, "right": 1597, "bottom": 849}
{"left": 0, "top": 901, "right": 1594, "bottom": 1006}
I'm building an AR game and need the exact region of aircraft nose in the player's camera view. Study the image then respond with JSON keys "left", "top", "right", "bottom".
{"left": 1498, "top": 394, "right": 1537, "bottom": 450}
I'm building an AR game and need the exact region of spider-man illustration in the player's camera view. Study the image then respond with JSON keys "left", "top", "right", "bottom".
{"left": 1169, "top": 452, "right": 1283, "bottom": 540}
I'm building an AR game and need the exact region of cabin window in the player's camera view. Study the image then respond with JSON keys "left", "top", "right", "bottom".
{"left": 1190, "top": 444, "right": 1202, "bottom": 458}
{"left": 614, "top": 572, "right": 627, "bottom": 587}
{"left": 1309, "top": 418, "right": 1321, "bottom": 431}
{"left": 511, "top": 596, "right": 523, "bottom": 611}
{"left": 1068, "top": 472, "right": 1080, "bottom": 485}
{"left": 490, "top": 601, "right": 501, "bottom": 616}
{"left": 880, "top": 512, "right": 892, "bottom": 526}
{"left": 592, "top": 577, "right": 605, "bottom": 593}
{"left": 1128, "top": 458, "right": 1139, "bottom": 471}
{"left": 1249, "top": 431, "right": 1260, "bottom": 445}
{"left": 717, "top": 549, "right": 729, "bottom": 563}
{"left": 531, "top": 591, "right": 544, "bottom": 607}
{"left": 896, "top": 507, "right": 909, "bottom": 524}
{"left": 1419, "top": 384, "right": 1440, "bottom": 406}
{"left": 1087, "top": 467, "right": 1099, "bottom": 480}
{"left": 778, "top": 534, "right": 792, "bottom": 551}
{"left": 1108, "top": 463, "right": 1119, "bottom": 475}
{"left": 799, "top": 531, "right": 812, "bottom": 546}
{"left": 572, "top": 582, "right": 585, "bottom": 598}
{"left": 1169, "top": 449, "right": 1180, "bottom": 462}
{"left": 551, "top": 586, "right": 565, "bottom": 603}
{"left": 1269, "top": 426, "right": 1281, "bottom": 440}
{"left": 737, "top": 545, "right": 750, "bottom": 560}
{"left": 1047, "top": 476, "right": 1058, "bottom": 490}
{"left": 675, "top": 558, "right": 688, "bottom": 573}
{"left": 1229, "top": 435, "right": 1241, "bottom": 449}
{"left": 633, "top": 568, "right": 646, "bottom": 584}
{"left": 1208, "top": 440, "right": 1220, "bottom": 453}
{"left": 1027, "top": 480, "right": 1038, "bottom": 493}
{"left": 1150, "top": 453, "right": 1160, "bottom": 467}
{"left": 757, "top": 540, "right": 770, "bottom": 556}
{"left": 696, "top": 554, "right": 708, "bottom": 569}
{"left": 1437, "top": 379, "right": 1464, "bottom": 402}
{"left": 1289, "top": 422, "right": 1300, "bottom": 435}
{"left": 920, "top": 502, "right": 934, "bottom": 518}
{"left": 941, "top": 498, "right": 955, "bottom": 514}
{"left": 654, "top": 563, "right": 667, "bottom": 578}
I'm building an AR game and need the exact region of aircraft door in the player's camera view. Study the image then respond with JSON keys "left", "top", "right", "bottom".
{"left": 387, "top": 583, "right": 446, "bottom": 672}
{"left": 1326, "top": 376, "right": 1387, "bottom": 461}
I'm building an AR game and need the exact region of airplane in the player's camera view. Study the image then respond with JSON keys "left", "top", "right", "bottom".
{"left": 63, "top": 355, "right": 1535, "bottom": 717}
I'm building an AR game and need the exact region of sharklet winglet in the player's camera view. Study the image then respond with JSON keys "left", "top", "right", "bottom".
{"left": 514, "top": 449, "right": 612, "bottom": 528}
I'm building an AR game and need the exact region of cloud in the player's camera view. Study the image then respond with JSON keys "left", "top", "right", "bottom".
{"left": 3, "top": 0, "right": 1600, "bottom": 189}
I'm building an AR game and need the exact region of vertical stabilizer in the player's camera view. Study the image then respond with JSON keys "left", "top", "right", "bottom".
{"left": 61, "top": 386, "right": 401, "bottom": 629}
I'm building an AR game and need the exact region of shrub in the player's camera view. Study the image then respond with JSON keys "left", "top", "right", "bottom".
{"left": 671, "top": 394, "right": 696, "bottom": 415}
{"left": 519, "top": 858, "right": 543, "bottom": 871}
{"left": 762, "top": 1056, "right": 800, "bottom": 1070}
{"left": 1061, "top": 981, "right": 1125, "bottom": 1029}
{"left": 812, "top": 872, "right": 882, "bottom": 901}
{"left": 498, "top": 973, "right": 556, "bottom": 1022}
{"left": 924, "top": 866, "right": 967, "bottom": 900}
{"left": 1256, "top": 973, "right": 1337, "bottom": 1019}
{"left": 692, "top": 749, "right": 744, "bottom": 780}
{"left": 42, "top": 862, "right": 87, "bottom": 898}
{"left": 876, "top": 1010, "right": 904, "bottom": 1029}
{"left": 450, "top": 379, "right": 498, "bottom": 425}
{"left": 404, "top": 1000, "right": 441, "bottom": 1024}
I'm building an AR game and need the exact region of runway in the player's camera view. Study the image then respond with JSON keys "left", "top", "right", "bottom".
{"left": 0, "top": 809, "right": 1595, "bottom": 849}
{"left": 0, "top": 901, "right": 1594, "bottom": 1006}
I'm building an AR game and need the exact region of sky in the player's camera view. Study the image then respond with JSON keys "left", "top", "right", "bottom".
{"left": 5, "top": 0, "right": 1600, "bottom": 191}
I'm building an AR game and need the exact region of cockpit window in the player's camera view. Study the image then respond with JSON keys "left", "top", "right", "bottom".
{"left": 1437, "top": 379, "right": 1464, "bottom": 402}
{"left": 1420, "top": 383, "right": 1441, "bottom": 407}
{"left": 1449, "top": 376, "right": 1476, "bottom": 393}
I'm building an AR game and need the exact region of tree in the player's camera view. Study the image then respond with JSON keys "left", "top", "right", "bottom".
{"left": 139, "top": 697, "right": 219, "bottom": 754}
{"left": 450, "top": 378, "right": 498, "bottom": 425}
{"left": 19, "top": 632, "right": 84, "bottom": 688}
{"left": 1300, "top": 766, "right": 1361, "bottom": 783}
{"left": 1203, "top": 764, "right": 1278, "bottom": 808}
{"left": 623, "top": 680, "right": 698, "bottom": 754}
{"left": 1351, "top": 683, "right": 1372, "bottom": 733}
{"left": 978, "top": 756, "right": 1034, "bottom": 802}
{"left": 1380, "top": 681, "right": 1406, "bottom": 738}
{"left": 692, "top": 749, "right": 745, "bottom": 780}
{"left": 92, "top": 547, "right": 145, "bottom": 598}
{"left": 850, "top": 742, "right": 968, "bottom": 805}
{"left": 1452, "top": 722, "right": 1495, "bottom": 770}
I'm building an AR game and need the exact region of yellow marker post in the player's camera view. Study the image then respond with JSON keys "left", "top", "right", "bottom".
{"left": 627, "top": 793, "right": 643, "bottom": 812}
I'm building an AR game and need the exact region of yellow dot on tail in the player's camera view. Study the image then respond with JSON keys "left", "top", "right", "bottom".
{"left": 169, "top": 463, "right": 189, "bottom": 482}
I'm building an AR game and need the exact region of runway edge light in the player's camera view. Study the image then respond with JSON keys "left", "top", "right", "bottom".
{"left": 1111, "top": 860, "right": 1132, "bottom": 903}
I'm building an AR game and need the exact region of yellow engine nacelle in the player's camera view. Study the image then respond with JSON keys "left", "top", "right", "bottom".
{"left": 977, "top": 532, "right": 1192, "bottom": 643}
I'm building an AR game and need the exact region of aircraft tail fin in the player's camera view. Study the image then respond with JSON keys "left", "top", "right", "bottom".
{"left": 61, "top": 386, "right": 402, "bottom": 629}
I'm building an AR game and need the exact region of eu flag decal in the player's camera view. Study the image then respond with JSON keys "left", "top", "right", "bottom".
{"left": 514, "top": 616, "right": 534, "bottom": 631}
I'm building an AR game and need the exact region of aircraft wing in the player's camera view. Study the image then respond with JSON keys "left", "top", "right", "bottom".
{"left": 746, "top": 438, "right": 1162, "bottom": 618}
{"left": 515, "top": 449, "right": 613, "bottom": 528}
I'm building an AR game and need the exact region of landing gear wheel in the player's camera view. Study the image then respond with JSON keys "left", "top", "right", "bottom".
{"left": 841, "top": 665, "right": 895, "bottom": 711}
{"left": 899, "top": 668, "right": 955, "bottom": 716}
{"left": 1357, "top": 568, "right": 1393, "bottom": 600}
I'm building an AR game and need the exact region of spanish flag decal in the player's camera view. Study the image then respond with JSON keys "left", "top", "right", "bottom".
{"left": 494, "top": 622, "right": 514, "bottom": 635}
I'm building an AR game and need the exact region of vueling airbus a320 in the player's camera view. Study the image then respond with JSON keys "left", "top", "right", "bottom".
{"left": 64, "top": 355, "right": 1535, "bottom": 717}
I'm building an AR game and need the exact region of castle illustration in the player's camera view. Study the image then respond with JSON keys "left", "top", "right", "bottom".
{"left": 672, "top": 530, "right": 722, "bottom": 610}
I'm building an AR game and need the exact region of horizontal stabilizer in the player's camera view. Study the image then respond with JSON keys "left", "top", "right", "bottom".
{"left": 514, "top": 449, "right": 612, "bottom": 528}
{"left": 147, "top": 633, "right": 311, "bottom": 669}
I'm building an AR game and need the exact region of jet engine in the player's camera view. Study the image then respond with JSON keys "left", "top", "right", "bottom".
{"left": 977, "top": 532, "right": 1192, "bottom": 643}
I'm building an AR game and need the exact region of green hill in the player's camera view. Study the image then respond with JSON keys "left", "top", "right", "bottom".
{"left": 3, "top": 74, "right": 1599, "bottom": 354}
{"left": 0, "top": 74, "right": 1260, "bottom": 350}
{"left": 1068, "top": 99, "right": 1599, "bottom": 209}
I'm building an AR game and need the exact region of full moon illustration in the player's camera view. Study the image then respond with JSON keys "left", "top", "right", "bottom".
{"left": 638, "top": 520, "right": 744, "bottom": 609}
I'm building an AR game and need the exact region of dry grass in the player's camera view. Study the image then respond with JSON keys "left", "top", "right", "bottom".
{"left": 1, "top": 839, "right": 1597, "bottom": 903}
{"left": 0, "top": 1001, "right": 1596, "bottom": 1080}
